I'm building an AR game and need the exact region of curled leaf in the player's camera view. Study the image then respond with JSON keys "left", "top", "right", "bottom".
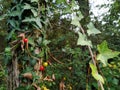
{"left": 18, "top": 33, "right": 25, "bottom": 39}
{"left": 23, "top": 72, "right": 32, "bottom": 79}
{"left": 52, "top": 74, "right": 55, "bottom": 80}
{"left": 34, "top": 62, "right": 40, "bottom": 71}
{"left": 59, "top": 80, "right": 66, "bottom": 90}
{"left": 43, "top": 76, "right": 53, "bottom": 81}
{"left": 34, "top": 47, "right": 41, "bottom": 54}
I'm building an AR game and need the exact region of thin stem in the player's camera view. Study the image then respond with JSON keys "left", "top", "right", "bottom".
{"left": 79, "top": 24, "right": 104, "bottom": 90}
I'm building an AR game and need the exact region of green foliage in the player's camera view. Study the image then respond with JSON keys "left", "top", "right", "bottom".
{"left": 89, "top": 63, "right": 104, "bottom": 84}
{"left": 0, "top": 65, "right": 6, "bottom": 90}
{"left": 0, "top": 0, "right": 120, "bottom": 90}
{"left": 97, "top": 41, "right": 120, "bottom": 66}
{"left": 87, "top": 22, "right": 101, "bottom": 36}
{"left": 77, "top": 32, "right": 92, "bottom": 47}
{"left": 71, "top": 12, "right": 84, "bottom": 27}
{"left": 4, "top": 47, "right": 12, "bottom": 65}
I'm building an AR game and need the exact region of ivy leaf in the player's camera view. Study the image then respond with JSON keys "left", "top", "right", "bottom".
{"left": 87, "top": 22, "right": 101, "bottom": 36}
{"left": 5, "top": 47, "right": 11, "bottom": 53}
{"left": 77, "top": 11, "right": 84, "bottom": 20}
{"left": 8, "top": 11, "right": 21, "bottom": 17}
{"left": 97, "top": 41, "right": 120, "bottom": 66}
{"left": 56, "top": 0, "right": 65, "bottom": 4}
{"left": 23, "top": 3, "right": 32, "bottom": 10}
{"left": 43, "top": 40, "right": 51, "bottom": 46}
{"left": 22, "top": 17, "right": 35, "bottom": 22}
{"left": 0, "top": 14, "right": 7, "bottom": 20}
{"left": 77, "top": 32, "right": 92, "bottom": 47}
{"left": 28, "top": 38, "right": 35, "bottom": 47}
{"left": 89, "top": 63, "right": 104, "bottom": 84}
{"left": 71, "top": 13, "right": 83, "bottom": 27}
{"left": 31, "top": 0, "right": 39, "bottom": 3}
{"left": 71, "top": 16, "right": 80, "bottom": 27}
{"left": 7, "top": 29, "right": 15, "bottom": 40}
{"left": 31, "top": 9, "right": 38, "bottom": 17}
{"left": 35, "top": 17, "right": 42, "bottom": 28}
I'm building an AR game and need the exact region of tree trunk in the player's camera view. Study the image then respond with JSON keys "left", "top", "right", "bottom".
{"left": 77, "top": 0, "right": 90, "bottom": 26}
{"left": 7, "top": 52, "right": 19, "bottom": 90}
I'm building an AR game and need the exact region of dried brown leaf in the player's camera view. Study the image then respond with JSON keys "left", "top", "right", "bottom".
{"left": 34, "top": 63, "right": 40, "bottom": 71}
{"left": 23, "top": 72, "right": 32, "bottom": 79}
{"left": 43, "top": 76, "right": 53, "bottom": 82}
{"left": 18, "top": 33, "right": 25, "bottom": 39}
{"left": 52, "top": 74, "right": 55, "bottom": 80}
{"left": 37, "top": 87, "right": 41, "bottom": 90}
{"left": 59, "top": 81, "right": 66, "bottom": 90}
{"left": 34, "top": 47, "right": 40, "bottom": 54}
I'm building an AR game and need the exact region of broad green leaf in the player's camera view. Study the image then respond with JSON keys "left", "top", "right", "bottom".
{"left": 87, "top": 22, "right": 101, "bottom": 36}
{"left": 35, "top": 17, "right": 42, "bottom": 28}
{"left": 77, "top": 11, "right": 84, "bottom": 20}
{"left": 23, "top": 3, "right": 32, "bottom": 9}
{"left": 8, "top": 19, "right": 20, "bottom": 30}
{"left": 7, "top": 29, "right": 15, "bottom": 40}
{"left": 31, "top": 0, "right": 39, "bottom": 3}
{"left": 89, "top": 63, "right": 104, "bottom": 84}
{"left": 63, "top": 7, "right": 71, "bottom": 14}
{"left": 8, "top": 4, "right": 22, "bottom": 18}
{"left": 39, "top": 49, "right": 45, "bottom": 57}
{"left": 22, "top": 17, "right": 35, "bottom": 22}
{"left": 8, "top": 11, "right": 21, "bottom": 17}
{"left": 71, "top": 13, "right": 83, "bottom": 27}
{"left": 71, "top": 1, "right": 76, "bottom": 9}
{"left": 77, "top": 32, "right": 92, "bottom": 47}
{"left": 97, "top": 41, "right": 120, "bottom": 66}
{"left": 71, "top": 16, "right": 80, "bottom": 27}
{"left": 93, "top": 73, "right": 104, "bottom": 84}
{"left": 8, "top": 20, "right": 16, "bottom": 28}
{"left": 113, "top": 78, "right": 119, "bottom": 85}
{"left": 0, "top": 14, "right": 7, "bottom": 20}
{"left": 56, "top": 0, "right": 65, "bottom": 4}
{"left": 5, "top": 47, "right": 11, "bottom": 53}
{"left": 31, "top": 9, "right": 38, "bottom": 17}
{"left": 89, "top": 62, "right": 97, "bottom": 74}
{"left": 43, "top": 40, "right": 51, "bottom": 46}
{"left": 30, "top": 59, "right": 36, "bottom": 66}
{"left": 45, "top": 0, "right": 48, "bottom": 2}
{"left": 28, "top": 38, "right": 35, "bottom": 47}
{"left": 22, "top": 17, "right": 42, "bottom": 28}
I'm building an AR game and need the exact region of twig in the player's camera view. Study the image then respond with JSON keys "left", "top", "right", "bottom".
{"left": 48, "top": 51, "right": 64, "bottom": 64}
{"left": 79, "top": 24, "right": 104, "bottom": 90}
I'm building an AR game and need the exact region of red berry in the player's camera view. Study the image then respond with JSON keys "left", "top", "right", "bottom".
{"left": 39, "top": 65, "right": 45, "bottom": 71}
{"left": 23, "top": 38, "right": 28, "bottom": 43}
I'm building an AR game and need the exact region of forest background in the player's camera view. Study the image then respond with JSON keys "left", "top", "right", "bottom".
{"left": 0, "top": 0, "right": 120, "bottom": 90}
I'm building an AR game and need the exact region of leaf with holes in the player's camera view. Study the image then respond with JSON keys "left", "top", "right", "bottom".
{"left": 97, "top": 41, "right": 120, "bottom": 66}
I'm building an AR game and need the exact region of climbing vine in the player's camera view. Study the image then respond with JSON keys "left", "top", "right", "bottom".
{"left": 0, "top": 0, "right": 120, "bottom": 90}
